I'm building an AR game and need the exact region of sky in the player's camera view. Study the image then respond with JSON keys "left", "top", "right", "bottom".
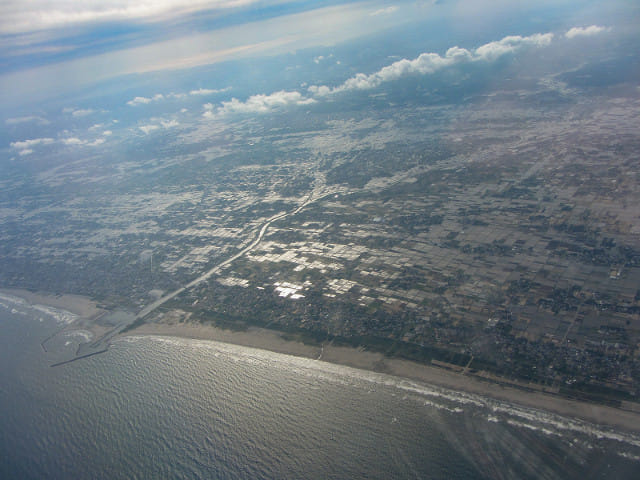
{"left": 1, "top": 1, "right": 627, "bottom": 101}
{"left": 1, "top": 0, "right": 638, "bottom": 158}
{"left": 0, "top": 1, "right": 424, "bottom": 104}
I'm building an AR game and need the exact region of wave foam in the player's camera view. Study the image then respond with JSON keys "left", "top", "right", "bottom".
{"left": 31, "top": 304, "right": 78, "bottom": 325}
{"left": 64, "top": 330, "right": 93, "bottom": 342}
{"left": 0, "top": 292, "right": 78, "bottom": 325}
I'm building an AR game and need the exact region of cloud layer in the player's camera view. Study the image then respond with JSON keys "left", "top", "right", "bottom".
{"left": 10, "top": 137, "right": 54, "bottom": 156}
{"left": 216, "top": 91, "right": 315, "bottom": 115}
{"left": 8, "top": 23, "right": 612, "bottom": 151}
{"left": 127, "top": 94, "right": 166, "bottom": 106}
{"left": 0, "top": 0, "right": 260, "bottom": 35}
{"left": 565, "top": 25, "right": 609, "bottom": 39}
{"left": 127, "top": 88, "right": 229, "bottom": 106}
{"left": 190, "top": 87, "right": 230, "bottom": 96}
{"left": 10, "top": 134, "right": 108, "bottom": 156}
{"left": 200, "top": 29, "right": 598, "bottom": 118}
{"left": 138, "top": 118, "right": 180, "bottom": 134}
{"left": 309, "top": 32, "right": 553, "bottom": 96}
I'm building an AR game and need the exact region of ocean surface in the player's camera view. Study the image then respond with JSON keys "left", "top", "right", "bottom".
{"left": 1, "top": 294, "right": 640, "bottom": 479}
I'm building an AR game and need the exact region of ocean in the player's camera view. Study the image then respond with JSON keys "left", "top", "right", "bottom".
{"left": 1, "top": 294, "right": 639, "bottom": 479}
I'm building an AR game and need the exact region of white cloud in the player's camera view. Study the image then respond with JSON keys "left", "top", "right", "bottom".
{"left": 127, "top": 96, "right": 152, "bottom": 106}
{"left": 10, "top": 137, "right": 54, "bottom": 150}
{"left": 565, "top": 25, "right": 609, "bottom": 39}
{"left": 160, "top": 119, "right": 179, "bottom": 128}
{"left": 138, "top": 117, "right": 179, "bottom": 133}
{"left": 90, "top": 123, "right": 116, "bottom": 133}
{"left": 202, "top": 103, "right": 215, "bottom": 118}
{"left": 473, "top": 33, "right": 553, "bottom": 61}
{"left": 10, "top": 137, "right": 55, "bottom": 156}
{"left": 5, "top": 115, "right": 49, "bottom": 125}
{"left": 62, "top": 136, "right": 106, "bottom": 147}
{"left": 307, "top": 85, "right": 331, "bottom": 96}
{"left": 128, "top": 88, "right": 228, "bottom": 106}
{"left": 189, "top": 87, "right": 229, "bottom": 96}
{"left": 10, "top": 135, "right": 106, "bottom": 155}
{"left": 0, "top": 1, "right": 262, "bottom": 35}
{"left": 309, "top": 32, "right": 553, "bottom": 96}
{"left": 370, "top": 6, "right": 397, "bottom": 16}
{"left": 62, "top": 137, "right": 84, "bottom": 145}
{"left": 63, "top": 107, "right": 98, "bottom": 116}
{"left": 309, "top": 46, "right": 473, "bottom": 95}
{"left": 71, "top": 108, "right": 95, "bottom": 117}
{"left": 127, "top": 94, "right": 165, "bottom": 106}
{"left": 127, "top": 93, "right": 167, "bottom": 105}
{"left": 139, "top": 124, "right": 160, "bottom": 134}
{"left": 313, "top": 54, "right": 333, "bottom": 64}
{"left": 217, "top": 90, "right": 315, "bottom": 115}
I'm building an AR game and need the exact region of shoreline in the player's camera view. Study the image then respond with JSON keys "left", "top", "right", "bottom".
{"left": 3, "top": 287, "right": 640, "bottom": 433}
{"left": 0, "top": 288, "right": 106, "bottom": 320}
{"left": 124, "top": 321, "right": 640, "bottom": 434}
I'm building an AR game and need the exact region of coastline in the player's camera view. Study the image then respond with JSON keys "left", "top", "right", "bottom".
{"left": 0, "top": 288, "right": 105, "bottom": 320}
{"left": 125, "top": 321, "right": 640, "bottom": 434}
{"left": 3, "top": 287, "right": 640, "bottom": 433}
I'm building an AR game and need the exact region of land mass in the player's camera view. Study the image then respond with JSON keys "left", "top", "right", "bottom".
{"left": 2, "top": 49, "right": 640, "bottom": 413}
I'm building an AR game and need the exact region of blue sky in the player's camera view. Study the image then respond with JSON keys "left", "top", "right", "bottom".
{"left": 3, "top": 0, "right": 626, "bottom": 105}
{"left": 0, "top": 1, "right": 424, "bottom": 104}
{"left": 1, "top": 0, "right": 638, "bottom": 158}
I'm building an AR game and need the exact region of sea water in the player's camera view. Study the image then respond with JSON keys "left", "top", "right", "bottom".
{"left": 1, "top": 295, "right": 639, "bottom": 479}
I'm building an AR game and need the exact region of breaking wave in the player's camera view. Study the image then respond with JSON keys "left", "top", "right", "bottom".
{"left": 0, "top": 292, "right": 78, "bottom": 325}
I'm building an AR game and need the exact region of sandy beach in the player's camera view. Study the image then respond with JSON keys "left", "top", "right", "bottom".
{"left": 3, "top": 288, "right": 640, "bottom": 433}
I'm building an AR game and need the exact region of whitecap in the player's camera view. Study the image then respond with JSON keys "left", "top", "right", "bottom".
{"left": 64, "top": 330, "right": 93, "bottom": 342}
{"left": 0, "top": 293, "right": 78, "bottom": 325}
{"left": 31, "top": 304, "right": 78, "bottom": 325}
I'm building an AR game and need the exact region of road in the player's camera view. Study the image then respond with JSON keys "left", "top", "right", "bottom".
{"left": 54, "top": 178, "right": 333, "bottom": 366}
{"left": 134, "top": 189, "right": 327, "bottom": 320}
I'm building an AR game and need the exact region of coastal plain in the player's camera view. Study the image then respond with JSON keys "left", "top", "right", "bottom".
{"left": 4, "top": 89, "right": 640, "bottom": 406}
{"left": 2, "top": 17, "right": 640, "bottom": 422}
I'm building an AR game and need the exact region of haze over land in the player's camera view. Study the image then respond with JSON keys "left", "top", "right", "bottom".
{"left": 1, "top": 0, "right": 640, "bottom": 407}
